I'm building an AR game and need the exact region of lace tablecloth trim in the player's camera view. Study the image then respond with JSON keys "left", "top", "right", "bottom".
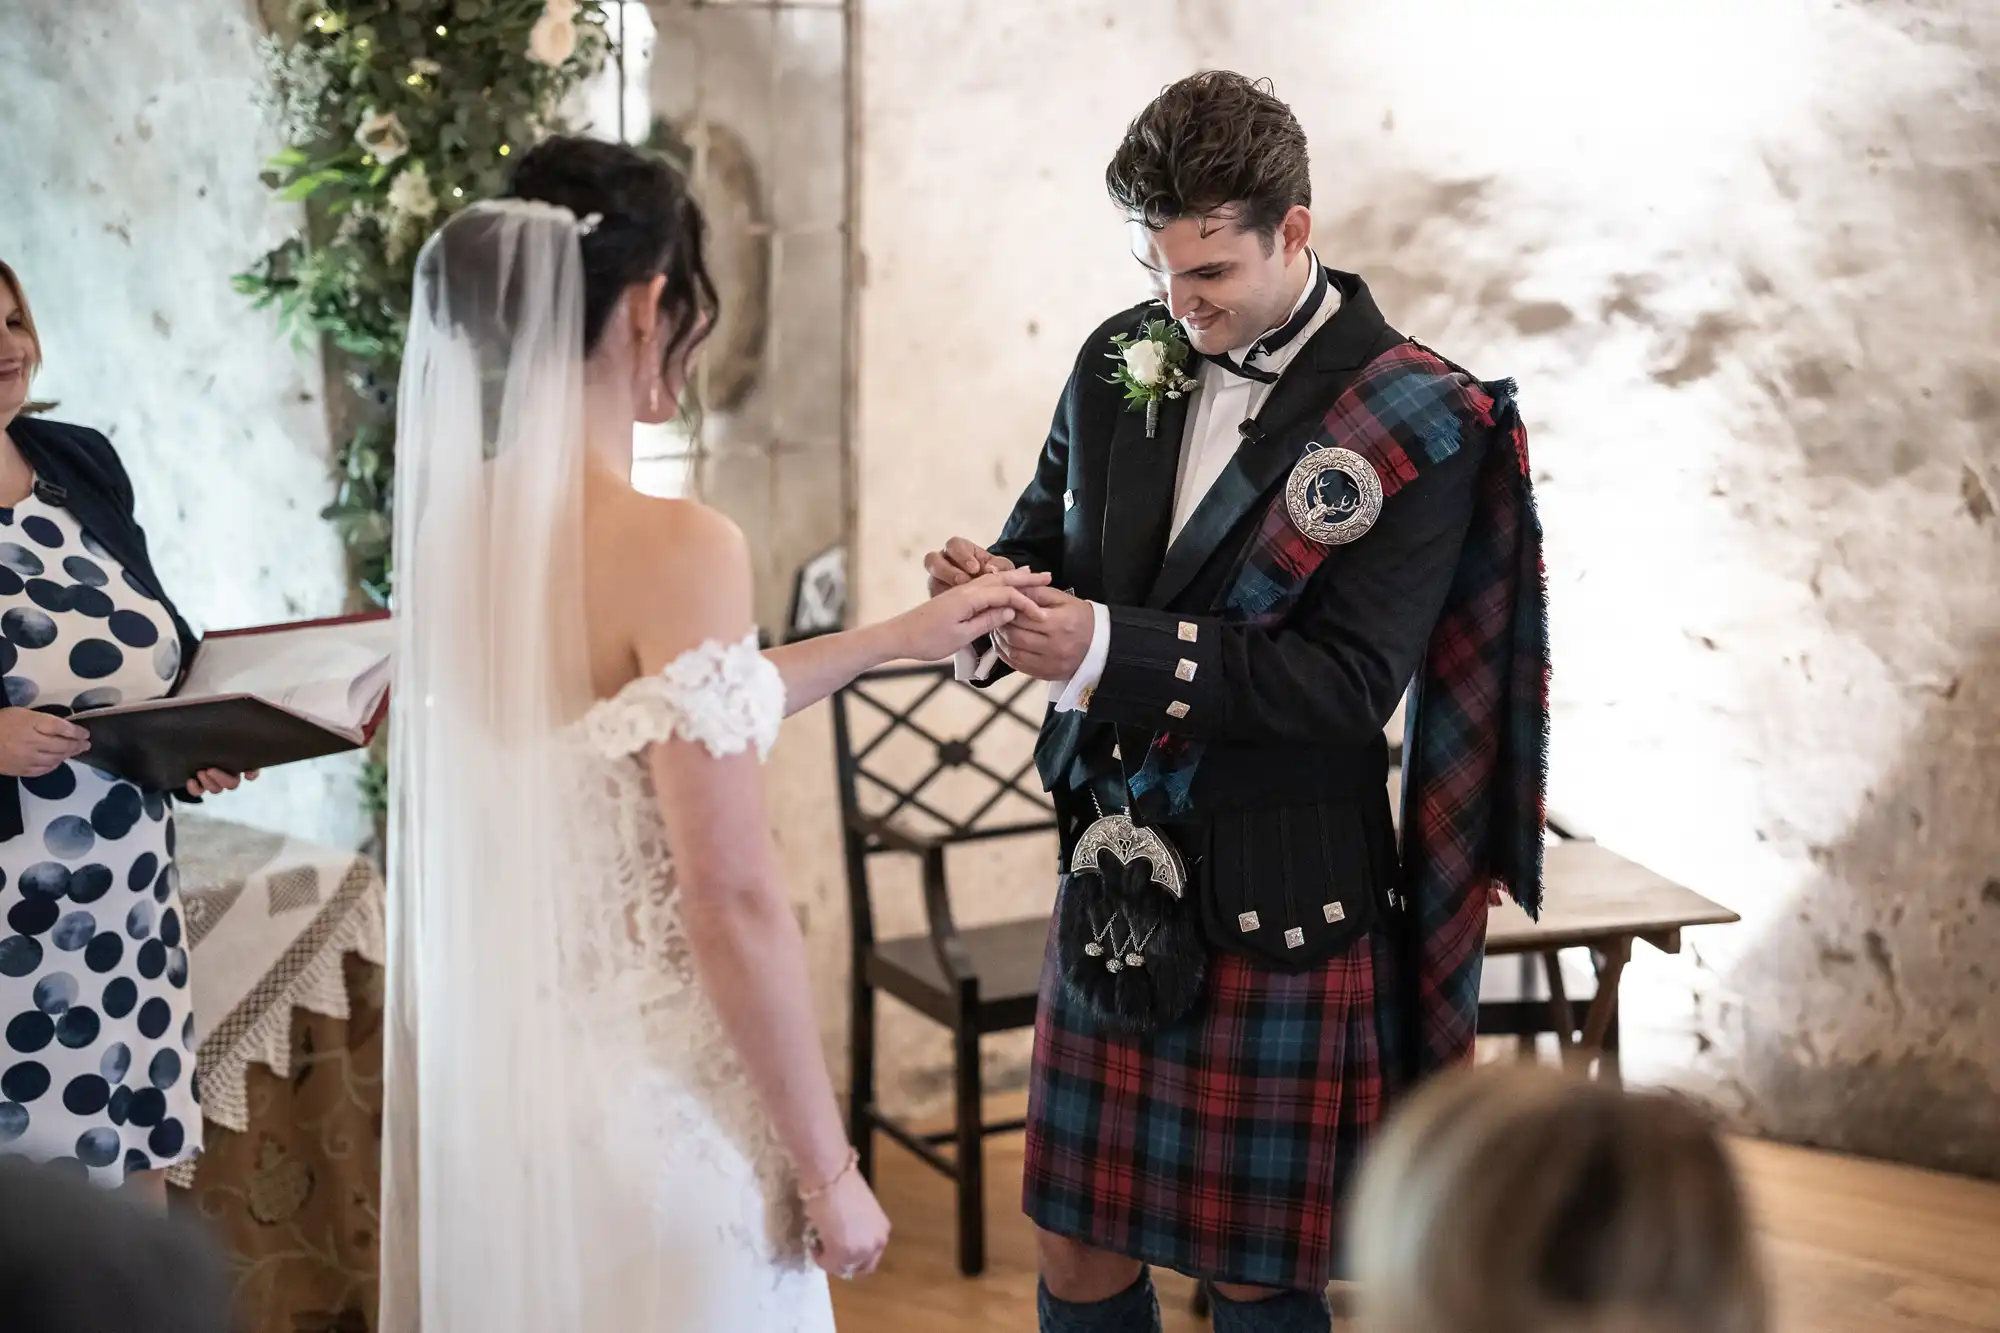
{"left": 170, "top": 859, "right": 385, "bottom": 1187}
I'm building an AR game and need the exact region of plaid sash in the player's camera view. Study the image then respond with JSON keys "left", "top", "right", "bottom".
{"left": 1127, "top": 340, "right": 1550, "bottom": 1076}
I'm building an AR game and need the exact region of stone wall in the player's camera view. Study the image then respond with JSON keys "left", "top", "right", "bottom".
{"left": 0, "top": 0, "right": 362, "bottom": 847}
{"left": 853, "top": 0, "right": 2000, "bottom": 1174}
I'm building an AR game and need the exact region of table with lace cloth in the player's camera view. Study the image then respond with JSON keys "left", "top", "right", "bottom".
{"left": 172, "top": 812, "right": 387, "bottom": 1333}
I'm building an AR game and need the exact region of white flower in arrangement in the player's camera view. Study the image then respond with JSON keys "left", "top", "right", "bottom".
{"left": 387, "top": 163, "right": 439, "bottom": 220}
{"left": 354, "top": 108, "right": 410, "bottom": 164}
{"left": 1121, "top": 338, "right": 1167, "bottom": 388}
{"left": 527, "top": 5, "right": 579, "bottom": 66}
{"left": 333, "top": 205, "right": 374, "bottom": 245}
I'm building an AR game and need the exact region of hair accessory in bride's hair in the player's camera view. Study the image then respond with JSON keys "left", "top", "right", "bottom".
{"left": 575, "top": 211, "right": 604, "bottom": 236}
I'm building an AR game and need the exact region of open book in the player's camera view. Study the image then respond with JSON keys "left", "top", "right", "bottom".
{"left": 74, "top": 613, "right": 393, "bottom": 792}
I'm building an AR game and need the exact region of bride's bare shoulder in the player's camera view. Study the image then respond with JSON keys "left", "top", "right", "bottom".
{"left": 598, "top": 491, "right": 746, "bottom": 567}
{"left": 587, "top": 483, "right": 742, "bottom": 572}
{"left": 590, "top": 490, "right": 753, "bottom": 646}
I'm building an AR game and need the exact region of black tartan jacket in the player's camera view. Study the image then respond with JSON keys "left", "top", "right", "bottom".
{"left": 977, "top": 273, "right": 1488, "bottom": 969}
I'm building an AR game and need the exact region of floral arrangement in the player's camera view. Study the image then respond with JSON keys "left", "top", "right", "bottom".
{"left": 239, "top": 1, "right": 609, "bottom": 817}
{"left": 1107, "top": 316, "right": 1199, "bottom": 437}
{"left": 238, "top": 0, "right": 610, "bottom": 609}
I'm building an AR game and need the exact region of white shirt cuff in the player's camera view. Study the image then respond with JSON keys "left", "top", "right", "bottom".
{"left": 954, "top": 642, "right": 1000, "bottom": 683}
{"left": 1050, "top": 601, "right": 1111, "bottom": 713}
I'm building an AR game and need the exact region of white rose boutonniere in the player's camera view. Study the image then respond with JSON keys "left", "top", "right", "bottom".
{"left": 1122, "top": 339, "right": 1166, "bottom": 387}
{"left": 1106, "top": 316, "right": 1199, "bottom": 438}
{"left": 354, "top": 108, "right": 410, "bottom": 165}
{"left": 527, "top": 3, "right": 579, "bottom": 66}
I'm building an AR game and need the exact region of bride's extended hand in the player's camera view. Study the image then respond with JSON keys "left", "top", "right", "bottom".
{"left": 890, "top": 567, "right": 1050, "bottom": 662}
{"left": 803, "top": 1168, "right": 892, "bottom": 1281}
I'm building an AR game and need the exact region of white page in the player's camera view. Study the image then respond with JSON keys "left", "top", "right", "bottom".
{"left": 204, "top": 640, "right": 378, "bottom": 729}
{"left": 177, "top": 618, "right": 394, "bottom": 733}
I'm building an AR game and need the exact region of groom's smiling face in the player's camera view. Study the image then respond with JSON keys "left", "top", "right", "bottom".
{"left": 1131, "top": 204, "right": 1312, "bottom": 356}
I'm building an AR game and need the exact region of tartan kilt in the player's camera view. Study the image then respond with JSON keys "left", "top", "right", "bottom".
{"left": 1021, "top": 887, "right": 1399, "bottom": 1291}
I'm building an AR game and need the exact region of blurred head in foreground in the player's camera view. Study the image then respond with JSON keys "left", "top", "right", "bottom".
{"left": 0, "top": 1156, "right": 231, "bottom": 1333}
{"left": 1351, "top": 1063, "right": 1769, "bottom": 1333}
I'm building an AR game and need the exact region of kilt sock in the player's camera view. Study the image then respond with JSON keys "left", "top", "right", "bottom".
{"left": 1036, "top": 1269, "right": 1162, "bottom": 1333}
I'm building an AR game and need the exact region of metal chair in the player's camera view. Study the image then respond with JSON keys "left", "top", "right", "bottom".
{"left": 830, "top": 663, "right": 1059, "bottom": 1277}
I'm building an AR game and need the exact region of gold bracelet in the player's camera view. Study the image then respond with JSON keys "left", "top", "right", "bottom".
{"left": 798, "top": 1147, "right": 860, "bottom": 1202}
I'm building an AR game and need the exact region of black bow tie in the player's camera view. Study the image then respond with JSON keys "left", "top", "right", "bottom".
{"left": 1201, "top": 261, "right": 1329, "bottom": 385}
{"left": 1202, "top": 352, "right": 1280, "bottom": 384}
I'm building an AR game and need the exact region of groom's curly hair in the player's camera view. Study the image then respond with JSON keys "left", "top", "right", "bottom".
{"left": 1105, "top": 71, "right": 1311, "bottom": 250}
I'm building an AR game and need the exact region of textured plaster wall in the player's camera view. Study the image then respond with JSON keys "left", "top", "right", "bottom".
{"left": 0, "top": 0, "right": 363, "bottom": 847}
{"left": 853, "top": 0, "right": 2000, "bottom": 1172}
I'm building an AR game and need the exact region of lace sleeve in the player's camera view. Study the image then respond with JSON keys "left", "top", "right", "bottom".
{"left": 586, "top": 632, "right": 786, "bottom": 762}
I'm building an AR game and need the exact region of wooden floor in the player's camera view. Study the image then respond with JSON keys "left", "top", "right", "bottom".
{"left": 831, "top": 1109, "right": 2000, "bottom": 1332}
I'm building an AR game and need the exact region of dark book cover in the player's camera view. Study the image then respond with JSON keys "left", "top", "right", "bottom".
{"left": 72, "top": 611, "right": 390, "bottom": 791}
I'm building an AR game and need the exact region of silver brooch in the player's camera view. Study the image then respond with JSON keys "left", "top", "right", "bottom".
{"left": 1285, "top": 446, "right": 1382, "bottom": 545}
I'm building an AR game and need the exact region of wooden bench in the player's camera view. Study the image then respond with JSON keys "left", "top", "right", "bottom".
{"left": 1385, "top": 725, "right": 1740, "bottom": 1081}
{"left": 1478, "top": 823, "right": 1740, "bottom": 1082}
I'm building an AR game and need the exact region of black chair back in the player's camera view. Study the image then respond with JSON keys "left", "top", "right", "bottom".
{"left": 829, "top": 664, "right": 1057, "bottom": 947}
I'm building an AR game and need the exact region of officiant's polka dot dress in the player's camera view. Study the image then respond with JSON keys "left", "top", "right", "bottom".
{"left": 0, "top": 493, "right": 198, "bottom": 1185}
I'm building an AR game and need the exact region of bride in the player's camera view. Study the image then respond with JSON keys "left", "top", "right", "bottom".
{"left": 377, "top": 136, "right": 1047, "bottom": 1331}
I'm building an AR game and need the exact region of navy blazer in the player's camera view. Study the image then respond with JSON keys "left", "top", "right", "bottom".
{"left": 0, "top": 415, "right": 203, "bottom": 839}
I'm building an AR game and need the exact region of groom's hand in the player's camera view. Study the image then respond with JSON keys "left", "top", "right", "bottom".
{"left": 924, "top": 537, "right": 1013, "bottom": 598}
{"left": 994, "top": 585, "right": 1093, "bottom": 680}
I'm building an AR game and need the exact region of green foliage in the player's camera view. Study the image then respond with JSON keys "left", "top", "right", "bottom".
{"left": 242, "top": 1, "right": 610, "bottom": 809}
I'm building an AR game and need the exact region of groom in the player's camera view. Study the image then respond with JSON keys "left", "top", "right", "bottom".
{"left": 924, "top": 72, "right": 1549, "bottom": 1333}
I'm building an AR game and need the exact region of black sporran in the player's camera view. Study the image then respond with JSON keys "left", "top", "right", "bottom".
{"left": 1056, "top": 839, "right": 1206, "bottom": 1035}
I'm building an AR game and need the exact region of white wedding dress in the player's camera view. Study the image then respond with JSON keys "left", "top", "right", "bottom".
{"left": 556, "top": 632, "right": 836, "bottom": 1332}
{"left": 381, "top": 198, "right": 839, "bottom": 1333}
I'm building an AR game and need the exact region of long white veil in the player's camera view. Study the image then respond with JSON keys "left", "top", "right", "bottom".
{"left": 378, "top": 199, "right": 630, "bottom": 1332}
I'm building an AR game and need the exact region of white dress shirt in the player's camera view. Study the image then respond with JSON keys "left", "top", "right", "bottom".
{"left": 959, "top": 257, "right": 1340, "bottom": 706}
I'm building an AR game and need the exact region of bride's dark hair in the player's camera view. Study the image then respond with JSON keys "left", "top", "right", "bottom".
{"left": 505, "top": 135, "right": 719, "bottom": 375}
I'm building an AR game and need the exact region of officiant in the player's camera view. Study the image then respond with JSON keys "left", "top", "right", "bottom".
{"left": 0, "top": 259, "right": 257, "bottom": 1211}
